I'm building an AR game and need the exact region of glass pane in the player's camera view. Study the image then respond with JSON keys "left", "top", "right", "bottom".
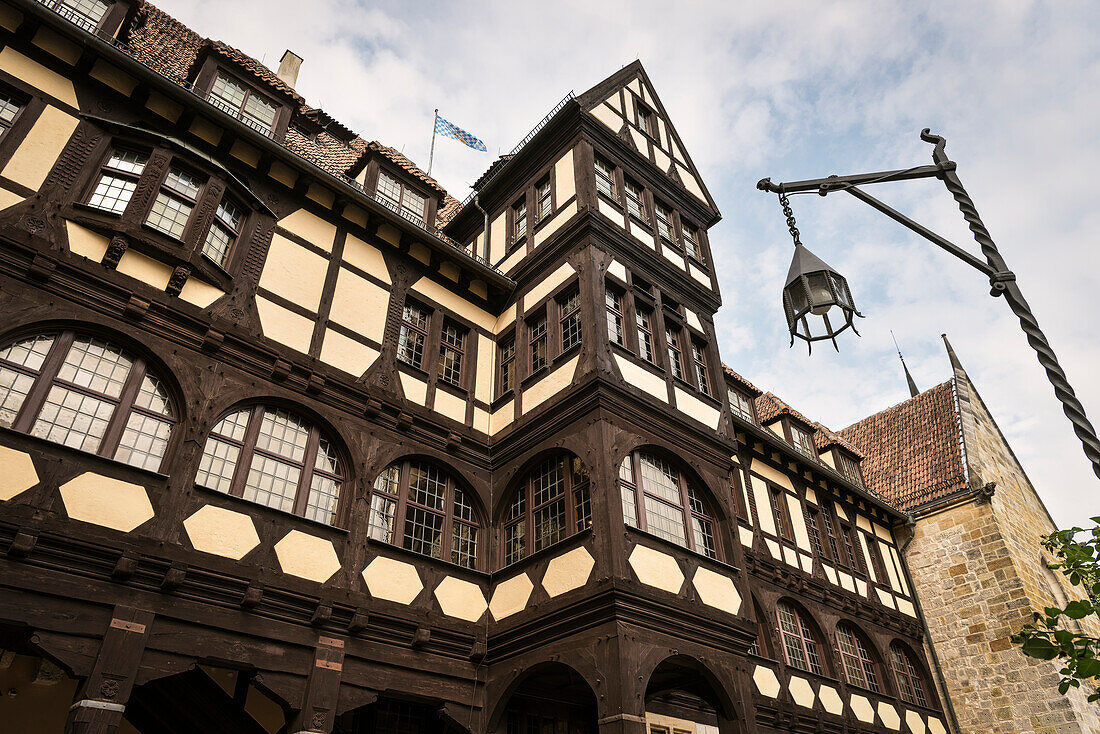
{"left": 202, "top": 222, "right": 234, "bottom": 266}
{"left": 31, "top": 385, "right": 113, "bottom": 452}
{"left": 0, "top": 334, "right": 55, "bottom": 371}
{"left": 146, "top": 192, "right": 194, "bottom": 239}
{"left": 195, "top": 437, "right": 240, "bottom": 493}
{"left": 242, "top": 453, "right": 301, "bottom": 514}
{"left": 638, "top": 453, "right": 681, "bottom": 504}
{"left": 211, "top": 408, "right": 251, "bottom": 442}
{"left": 367, "top": 494, "right": 396, "bottom": 542}
{"left": 305, "top": 473, "right": 340, "bottom": 525}
{"left": 211, "top": 73, "right": 247, "bottom": 111}
{"left": 532, "top": 458, "right": 565, "bottom": 507}
{"left": 163, "top": 168, "right": 202, "bottom": 199}
{"left": 451, "top": 522, "right": 477, "bottom": 569}
{"left": 115, "top": 412, "right": 171, "bottom": 472}
{"left": 105, "top": 149, "right": 148, "bottom": 175}
{"left": 692, "top": 516, "right": 716, "bottom": 559}
{"left": 216, "top": 199, "right": 243, "bottom": 230}
{"left": 255, "top": 408, "right": 310, "bottom": 463}
{"left": 396, "top": 326, "right": 425, "bottom": 367}
{"left": 574, "top": 485, "right": 592, "bottom": 532}
{"left": 0, "top": 367, "right": 34, "bottom": 428}
{"left": 58, "top": 0, "right": 109, "bottom": 27}
{"left": 621, "top": 484, "right": 638, "bottom": 527}
{"left": 314, "top": 436, "right": 341, "bottom": 476}
{"left": 505, "top": 519, "right": 526, "bottom": 565}
{"left": 453, "top": 488, "right": 475, "bottom": 523}
{"left": 533, "top": 498, "right": 565, "bottom": 551}
{"left": 88, "top": 174, "right": 137, "bottom": 214}
{"left": 403, "top": 505, "right": 444, "bottom": 559}
{"left": 407, "top": 462, "right": 446, "bottom": 510}
{"left": 57, "top": 336, "right": 133, "bottom": 398}
{"left": 133, "top": 373, "right": 172, "bottom": 417}
{"left": 376, "top": 171, "right": 401, "bottom": 209}
{"left": 373, "top": 464, "right": 400, "bottom": 495}
{"left": 643, "top": 496, "right": 687, "bottom": 546}
{"left": 243, "top": 93, "right": 277, "bottom": 129}
{"left": 0, "top": 91, "right": 21, "bottom": 126}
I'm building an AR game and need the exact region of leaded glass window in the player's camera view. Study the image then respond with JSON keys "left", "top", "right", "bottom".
{"left": 837, "top": 623, "right": 880, "bottom": 692}
{"left": 619, "top": 450, "right": 717, "bottom": 559}
{"left": 777, "top": 601, "right": 824, "bottom": 675}
{"left": 504, "top": 454, "right": 591, "bottom": 565}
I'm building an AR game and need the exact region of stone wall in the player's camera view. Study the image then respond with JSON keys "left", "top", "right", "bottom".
{"left": 906, "top": 369, "right": 1100, "bottom": 733}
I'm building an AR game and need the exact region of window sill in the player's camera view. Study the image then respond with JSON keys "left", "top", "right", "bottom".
{"left": 688, "top": 256, "right": 709, "bottom": 271}
{"left": 596, "top": 192, "right": 622, "bottom": 209}
{"left": 141, "top": 222, "right": 185, "bottom": 245}
{"left": 623, "top": 525, "right": 726, "bottom": 568}
{"left": 194, "top": 483, "right": 349, "bottom": 535}
{"left": 505, "top": 235, "right": 527, "bottom": 256}
{"left": 365, "top": 535, "right": 487, "bottom": 578}
{"left": 555, "top": 341, "right": 582, "bottom": 365}
{"left": 436, "top": 380, "right": 468, "bottom": 399}
{"left": 395, "top": 360, "right": 430, "bottom": 379}
{"left": 489, "top": 392, "right": 515, "bottom": 412}
{"left": 496, "top": 526, "right": 593, "bottom": 576}
{"left": 72, "top": 201, "right": 122, "bottom": 218}
{"left": 610, "top": 341, "right": 662, "bottom": 375}
{"left": 520, "top": 364, "right": 549, "bottom": 389}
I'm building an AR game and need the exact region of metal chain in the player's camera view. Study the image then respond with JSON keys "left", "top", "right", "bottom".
{"left": 778, "top": 192, "right": 802, "bottom": 247}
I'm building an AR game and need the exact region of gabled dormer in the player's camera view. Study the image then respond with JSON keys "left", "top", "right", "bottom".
{"left": 38, "top": 0, "right": 132, "bottom": 36}
{"left": 347, "top": 143, "right": 446, "bottom": 230}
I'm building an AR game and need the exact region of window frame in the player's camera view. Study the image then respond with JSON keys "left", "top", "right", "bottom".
{"left": 375, "top": 168, "right": 428, "bottom": 226}
{"left": 788, "top": 420, "right": 818, "bottom": 460}
{"left": 728, "top": 385, "right": 756, "bottom": 423}
{"left": 776, "top": 601, "right": 826, "bottom": 676}
{"left": 606, "top": 283, "right": 625, "bottom": 348}
{"left": 619, "top": 449, "right": 719, "bottom": 560}
{"left": 0, "top": 329, "right": 176, "bottom": 472}
{"left": 206, "top": 69, "right": 281, "bottom": 138}
{"left": 690, "top": 339, "right": 711, "bottom": 396}
{"left": 527, "top": 311, "right": 548, "bottom": 375}
{"left": 366, "top": 458, "right": 481, "bottom": 570}
{"left": 144, "top": 165, "right": 207, "bottom": 242}
{"left": 558, "top": 287, "right": 582, "bottom": 354}
{"left": 835, "top": 450, "right": 865, "bottom": 487}
{"left": 0, "top": 85, "right": 27, "bottom": 141}
{"left": 664, "top": 320, "right": 685, "bottom": 382}
{"left": 624, "top": 178, "right": 649, "bottom": 227}
{"left": 890, "top": 642, "right": 930, "bottom": 707}
{"left": 635, "top": 98, "right": 659, "bottom": 138}
{"left": 497, "top": 333, "right": 516, "bottom": 397}
{"left": 534, "top": 174, "right": 553, "bottom": 225}
{"left": 509, "top": 193, "right": 528, "bottom": 250}
{"left": 396, "top": 299, "right": 431, "bottom": 371}
{"left": 436, "top": 319, "right": 467, "bottom": 389}
{"left": 634, "top": 299, "right": 656, "bottom": 364}
{"left": 86, "top": 147, "right": 149, "bottom": 217}
{"left": 594, "top": 155, "right": 620, "bottom": 204}
{"left": 836, "top": 623, "right": 881, "bottom": 693}
{"left": 502, "top": 453, "right": 591, "bottom": 566}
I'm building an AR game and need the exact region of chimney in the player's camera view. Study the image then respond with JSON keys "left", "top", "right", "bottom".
{"left": 276, "top": 50, "right": 303, "bottom": 89}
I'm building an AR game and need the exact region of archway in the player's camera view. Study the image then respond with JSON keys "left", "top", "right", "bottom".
{"left": 645, "top": 656, "right": 739, "bottom": 734}
{"left": 490, "top": 661, "right": 598, "bottom": 734}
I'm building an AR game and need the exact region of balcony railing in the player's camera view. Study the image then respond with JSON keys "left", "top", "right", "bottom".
{"left": 30, "top": 0, "right": 508, "bottom": 279}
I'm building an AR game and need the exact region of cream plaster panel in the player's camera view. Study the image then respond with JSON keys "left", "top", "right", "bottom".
{"left": 628, "top": 126, "right": 648, "bottom": 156}
{"left": 838, "top": 570, "right": 856, "bottom": 593}
{"left": 590, "top": 102, "right": 621, "bottom": 132}
{"left": 377, "top": 222, "right": 401, "bottom": 247}
{"left": 855, "top": 577, "right": 868, "bottom": 596}
{"left": 65, "top": 221, "right": 108, "bottom": 261}
{"left": 653, "top": 146, "right": 671, "bottom": 174}
{"left": 255, "top": 297, "right": 314, "bottom": 354}
{"left": 523, "top": 262, "right": 576, "bottom": 313}
{"left": 399, "top": 372, "right": 428, "bottom": 406}
{"left": 0, "top": 6, "right": 22, "bottom": 31}
{"left": 273, "top": 530, "right": 341, "bottom": 583}
{"left": 628, "top": 545, "right": 683, "bottom": 594}
{"left": 472, "top": 407, "right": 489, "bottom": 434}
{"left": 859, "top": 533, "right": 878, "bottom": 582}
{"left": 928, "top": 718, "right": 946, "bottom": 734}
{"left": 818, "top": 685, "right": 843, "bottom": 715}
{"left": 850, "top": 694, "right": 875, "bottom": 724}
{"left": 879, "top": 539, "right": 903, "bottom": 593}
{"left": 805, "top": 487, "right": 817, "bottom": 505}
{"left": 765, "top": 538, "right": 781, "bottom": 560}
{"left": 671, "top": 138, "right": 686, "bottom": 165}
{"left": 786, "top": 493, "right": 811, "bottom": 551}
{"left": 889, "top": 545, "right": 911, "bottom": 595}
{"left": 788, "top": 675, "right": 815, "bottom": 708}
{"left": 278, "top": 208, "right": 337, "bottom": 252}
{"left": 0, "top": 444, "right": 38, "bottom": 500}
{"left": 189, "top": 117, "right": 222, "bottom": 146}
{"left": 306, "top": 183, "right": 334, "bottom": 208}
{"left": 877, "top": 588, "right": 897, "bottom": 609}
{"left": 607, "top": 258, "right": 627, "bottom": 282}
{"left": 489, "top": 399, "right": 514, "bottom": 436}
{"left": 873, "top": 522, "right": 893, "bottom": 542}
{"left": 521, "top": 355, "right": 579, "bottom": 414}
{"left": 627, "top": 78, "right": 642, "bottom": 97}
{"left": 495, "top": 304, "right": 517, "bottom": 335}
{"left": 489, "top": 211, "right": 508, "bottom": 265}
{"left": 0, "top": 48, "right": 77, "bottom": 106}
{"left": 749, "top": 459, "right": 796, "bottom": 492}
{"left": 823, "top": 564, "right": 837, "bottom": 585}
{"left": 0, "top": 186, "right": 22, "bottom": 210}
{"left": 678, "top": 164, "right": 707, "bottom": 202}
{"left": 896, "top": 597, "right": 916, "bottom": 617}
{"left": 362, "top": 556, "right": 422, "bottom": 604}
{"left": 661, "top": 246, "right": 687, "bottom": 270}
{"left": 752, "top": 666, "right": 781, "bottom": 698}
{"left": 489, "top": 573, "right": 533, "bottom": 620}
{"left": 905, "top": 710, "right": 926, "bottom": 734}
{"left": 32, "top": 28, "right": 80, "bottom": 65}
{"left": 533, "top": 200, "right": 577, "bottom": 248}
{"left": 409, "top": 242, "right": 430, "bottom": 265}
{"left": 433, "top": 389, "right": 467, "bottom": 424}
{"left": 183, "top": 505, "right": 260, "bottom": 560}
{"left": 342, "top": 233, "right": 390, "bottom": 282}
{"left": 655, "top": 112, "right": 666, "bottom": 142}
{"left": 434, "top": 576, "right": 487, "bottom": 622}
{"left": 259, "top": 234, "right": 328, "bottom": 310}
{"left": 597, "top": 199, "right": 627, "bottom": 229}
{"left": 685, "top": 309, "right": 703, "bottom": 332}
{"left": 475, "top": 334, "right": 494, "bottom": 403}
{"left": 146, "top": 91, "right": 182, "bottom": 122}
{"left": 738, "top": 526, "right": 754, "bottom": 547}
{"left": 116, "top": 250, "right": 173, "bottom": 290}
{"left": 856, "top": 513, "right": 873, "bottom": 533}
{"left": 799, "top": 553, "right": 814, "bottom": 573}
{"left": 329, "top": 268, "right": 389, "bottom": 342}
{"left": 833, "top": 501, "right": 850, "bottom": 521}
{"left": 673, "top": 387, "right": 721, "bottom": 430}
{"left": 691, "top": 567, "right": 741, "bottom": 615}
{"left": 470, "top": 279, "right": 487, "bottom": 301}
{"left": 342, "top": 205, "right": 368, "bottom": 227}
{"left": 229, "top": 140, "right": 259, "bottom": 167}
{"left": 603, "top": 92, "right": 623, "bottom": 113}
{"left": 412, "top": 277, "right": 495, "bottom": 331}
{"left": 89, "top": 60, "right": 137, "bottom": 96}
{"left": 689, "top": 263, "right": 711, "bottom": 288}
{"left": 781, "top": 544, "right": 799, "bottom": 568}
{"left": 541, "top": 545, "right": 595, "bottom": 597}
{"left": 499, "top": 244, "right": 526, "bottom": 274}
{"left": 555, "top": 148, "right": 576, "bottom": 203}
{"left": 614, "top": 355, "right": 668, "bottom": 403}
{"left": 59, "top": 473, "right": 153, "bottom": 532}
{"left": 629, "top": 223, "right": 654, "bottom": 250}
{"left": 177, "top": 278, "right": 224, "bottom": 308}
{"left": 878, "top": 702, "right": 901, "bottom": 730}
{"left": 751, "top": 477, "right": 777, "bottom": 535}
{"left": 2, "top": 105, "right": 77, "bottom": 190}
{"left": 819, "top": 449, "right": 836, "bottom": 469}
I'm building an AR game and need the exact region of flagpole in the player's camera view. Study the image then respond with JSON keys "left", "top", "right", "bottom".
{"left": 427, "top": 109, "right": 438, "bottom": 176}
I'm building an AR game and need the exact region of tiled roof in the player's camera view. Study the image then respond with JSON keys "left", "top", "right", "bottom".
{"left": 812, "top": 422, "right": 863, "bottom": 459}
{"left": 755, "top": 392, "right": 816, "bottom": 428}
{"left": 722, "top": 364, "right": 762, "bottom": 397}
{"left": 839, "top": 381, "right": 969, "bottom": 511}
{"left": 124, "top": 2, "right": 453, "bottom": 227}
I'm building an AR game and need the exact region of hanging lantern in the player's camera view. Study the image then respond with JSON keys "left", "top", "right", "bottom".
{"left": 776, "top": 193, "right": 862, "bottom": 351}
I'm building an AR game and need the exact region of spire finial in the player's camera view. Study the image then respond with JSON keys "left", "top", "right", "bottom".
{"left": 941, "top": 332, "right": 966, "bottom": 376}
{"left": 892, "top": 330, "right": 920, "bottom": 397}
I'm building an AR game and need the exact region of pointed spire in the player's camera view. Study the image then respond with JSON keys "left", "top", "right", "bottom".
{"left": 891, "top": 331, "right": 920, "bottom": 397}
{"left": 941, "top": 333, "right": 966, "bottom": 377}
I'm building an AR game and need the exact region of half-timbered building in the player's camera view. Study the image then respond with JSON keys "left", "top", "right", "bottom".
{"left": 0, "top": 1, "right": 953, "bottom": 732}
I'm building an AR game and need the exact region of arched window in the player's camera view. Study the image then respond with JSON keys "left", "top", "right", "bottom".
{"left": 619, "top": 450, "right": 716, "bottom": 559}
{"left": 890, "top": 642, "right": 928, "bottom": 706}
{"left": 836, "top": 623, "right": 880, "bottom": 692}
{"left": 0, "top": 331, "right": 174, "bottom": 471}
{"left": 367, "top": 459, "right": 480, "bottom": 570}
{"left": 503, "top": 454, "right": 591, "bottom": 565}
{"left": 776, "top": 601, "right": 824, "bottom": 675}
{"left": 196, "top": 406, "right": 343, "bottom": 525}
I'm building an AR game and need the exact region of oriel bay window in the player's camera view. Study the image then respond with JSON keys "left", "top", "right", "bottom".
{"left": 367, "top": 459, "right": 480, "bottom": 570}
{"left": 776, "top": 601, "right": 825, "bottom": 675}
{"left": 620, "top": 450, "right": 717, "bottom": 559}
{"left": 89, "top": 149, "right": 148, "bottom": 214}
{"left": 196, "top": 405, "right": 344, "bottom": 525}
{"left": 208, "top": 71, "right": 279, "bottom": 137}
{"left": 0, "top": 331, "right": 175, "bottom": 472}
{"left": 504, "top": 454, "right": 591, "bottom": 565}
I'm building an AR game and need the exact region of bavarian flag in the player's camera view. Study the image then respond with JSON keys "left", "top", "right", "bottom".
{"left": 436, "top": 115, "right": 487, "bottom": 152}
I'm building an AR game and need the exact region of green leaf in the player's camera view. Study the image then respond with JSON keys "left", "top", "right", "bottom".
{"left": 1023, "top": 638, "right": 1061, "bottom": 660}
{"left": 1065, "top": 600, "right": 1094, "bottom": 619}
{"left": 1076, "top": 658, "right": 1100, "bottom": 679}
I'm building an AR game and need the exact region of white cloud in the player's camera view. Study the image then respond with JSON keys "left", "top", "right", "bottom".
{"left": 151, "top": 0, "right": 1100, "bottom": 527}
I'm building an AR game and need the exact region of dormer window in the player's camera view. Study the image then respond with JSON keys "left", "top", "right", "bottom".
{"left": 38, "top": 0, "right": 111, "bottom": 33}
{"left": 790, "top": 423, "right": 816, "bottom": 459}
{"left": 209, "top": 72, "right": 278, "bottom": 137}
{"left": 835, "top": 451, "right": 864, "bottom": 487}
{"left": 376, "top": 170, "right": 427, "bottom": 225}
{"left": 728, "top": 387, "right": 755, "bottom": 423}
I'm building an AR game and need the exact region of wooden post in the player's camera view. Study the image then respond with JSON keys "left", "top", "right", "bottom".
{"left": 287, "top": 634, "right": 346, "bottom": 734}
{"left": 65, "top": 606, "right": 154, "bottom": 734}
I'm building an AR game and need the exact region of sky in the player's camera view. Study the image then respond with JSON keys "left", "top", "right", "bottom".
{"left": 151, "top": 0, "right": 1100, "bottom": 528}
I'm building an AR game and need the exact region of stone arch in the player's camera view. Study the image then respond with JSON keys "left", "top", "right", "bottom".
{"left": 487, "top": 660, "right": 599, "bottom": 734}
{"left": 644, "top": 654, "right": 739, "bottom": 730}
